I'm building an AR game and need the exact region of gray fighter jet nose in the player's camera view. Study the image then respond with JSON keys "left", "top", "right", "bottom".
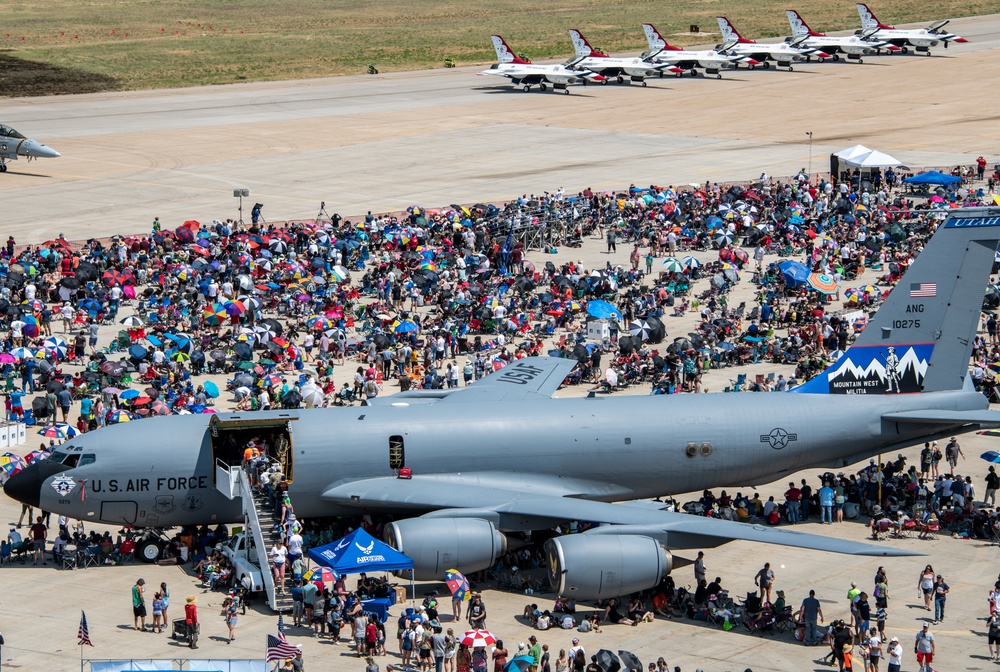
{"left": 3, "top": 460, "right": 70, "bottom": 508}
{"left": 22, "top": 140, "right": 60, "bottom": 159}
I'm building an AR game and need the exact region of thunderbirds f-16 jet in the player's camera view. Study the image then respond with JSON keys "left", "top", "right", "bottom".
{"left": 478, "top": 35, "right": 606, "bottom": 93}
{"left": 0, "top": 124, "right": 60, "bottom": 172}
{"left": 785, "top": 10, "right": 900, "bottom": 62}
{"left": 8, "top": 208, "right": 1000, "bottom": 600}
{"left": 716, "top": 17, "right": 830, "bottom": 70}
{"left": 856, "top": 3, "right": 968, "bottom": 54}
{"left": 566, "top": 29, "right": 682, "bottom": 86}
{"left": 641, "top": 23, "right": 758, "bottom": 79}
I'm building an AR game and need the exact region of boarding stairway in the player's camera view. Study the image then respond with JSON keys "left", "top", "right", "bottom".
{"left": 215, "top": 459, "right": 293, "bottom": 612}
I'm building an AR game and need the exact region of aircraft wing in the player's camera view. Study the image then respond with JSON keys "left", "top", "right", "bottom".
{"left": 444, "top": 356, "right": 579, "bottom": 402}
{"left": 322, "top": 474, "right": 919, "bottom": 558}
{"left": 883, "top": 409, "right": 1000, "bottom": 428}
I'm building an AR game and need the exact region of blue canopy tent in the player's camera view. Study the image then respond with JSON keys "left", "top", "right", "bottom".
{"left": 308, "top": 528, "right": 415, "bottom": 609}
{"left": 903, "top": 171, "right": 962, "bottom": 186}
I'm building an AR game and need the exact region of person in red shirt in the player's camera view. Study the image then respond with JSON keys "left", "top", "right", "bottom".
{"left": 784, "top": 482, "right": 802, "bottom": 525}
{"left": 184, "top": 595, "right": 199, "bottom": 649}
{"left": 29, "top": 516, "right": 47, "bottom": 566}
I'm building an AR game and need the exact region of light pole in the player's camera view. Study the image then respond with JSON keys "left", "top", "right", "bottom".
{"left": 806, "top": 131, "right": 813, "bottom": 178}
{"left": 234, "top": 188, "right": 249, "bottom": 225}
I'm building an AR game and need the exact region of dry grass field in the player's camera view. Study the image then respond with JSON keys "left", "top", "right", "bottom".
{"left": 0, "top": 0, "right": 993, "bottom": 95}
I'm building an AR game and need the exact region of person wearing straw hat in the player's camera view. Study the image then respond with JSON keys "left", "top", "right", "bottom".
{"left": 184, "top": 595, "right": 199, "bottom": 649}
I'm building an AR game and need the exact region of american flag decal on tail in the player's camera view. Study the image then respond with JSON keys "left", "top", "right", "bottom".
{"left": 909, "top": 283, "right": 936, "bottom": 297}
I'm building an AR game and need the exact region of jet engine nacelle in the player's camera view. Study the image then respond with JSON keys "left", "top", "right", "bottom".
{"left": 385, "top": 518, "right": 507, "bottom": 580}
{"left": 544, "top": 534, "right": 672, "bottom": 600}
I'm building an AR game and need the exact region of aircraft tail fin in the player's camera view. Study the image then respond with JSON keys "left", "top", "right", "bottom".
{"left": 792, "top": 208, "right": 1000, "bottom": 395}
{"left": 856, "top": 3, "right": 894, "bottom": 30}
{"left": 716, "top": 17, "right": 755, "bottom": 44}
{"left": 569, "top": 29, "right": 607, "bottom": 58}
{"left": 642, "top": 23, "right": 680, "bottom": 52}
{"left": 491, "top": 35, "right": 531, "bottom": 64}
{"left": 786, "top": 10, "right": 823, "bottom": 36}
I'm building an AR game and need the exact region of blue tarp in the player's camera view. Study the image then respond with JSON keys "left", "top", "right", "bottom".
{"left": 903, "top": 171, "right": 962, "bottom": 186}
{"left": 308, "top": 528, "right": 414, "bottom": 575}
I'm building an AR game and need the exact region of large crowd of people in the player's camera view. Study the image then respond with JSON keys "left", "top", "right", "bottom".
{"left": 1, "top": 159, "right": 999, "bottom": 670}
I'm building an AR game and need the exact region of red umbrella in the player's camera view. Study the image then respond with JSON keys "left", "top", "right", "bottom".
{"left": 150, "top": 400, "right": 171, "bottom": 415}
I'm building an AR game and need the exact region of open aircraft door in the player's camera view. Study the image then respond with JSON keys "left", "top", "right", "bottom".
{"left": 209, "top": 411, "right": 298, "bottom": 484}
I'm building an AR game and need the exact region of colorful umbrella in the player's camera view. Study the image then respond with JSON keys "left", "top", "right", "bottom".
{"left": 259, "top": 374, "right": 283, "bottom": 388}
{"left": 9, "top": 347, "right": 35, "bottom": 359}
{"left": 171, "top": 351, "right": 192, "bottom": 363}
{"left": 460, "top": 630, "right": 497, "bottom": 648}
{"left": 0, "top": 452, "right": 25, "bottom": 476}
{"left": 121, "top": 315, "right": 145, "bottom": 328}
{"left": 150, "top": 400, "right": 171, "bottom": 416}
{"left": 303, "top": 566, "right": 337, "bottom": 584}
{"left": 119, "top": 389, "right": 140, "bottom": 400}
{"left": 38, "top": 424, "right": 78, "bottom": 439}
{"left": 202, "top": 303, "right": 227, "bottom": 326}
{"left": 106, "top": 410, "right": 134, "bottom": 424}
{"left": 224, "top": 300, "right": 246, "bottom": 317}
{"left": 445, "top": 569, "right": 470, "bottom": 602}
{"left": 394, "top": 320, "right": 419, "bottom": 334}
{"left": 0, "top": 354, "right": 12, "bottom": 364}
{"left": 807, "top": 273, "right": 839, "bottom": 295}
{"left": 307, "top": 316, "right": 333, "bottom": 330}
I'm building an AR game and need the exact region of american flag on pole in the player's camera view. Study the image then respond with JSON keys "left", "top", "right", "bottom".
{"left": 909, "top": 282, "right": 937, "bottom": 298}
{"left": 265, "top": 634, "right": 299, "bottom": 662}
{"left": 78, "top": 610, "right": 93, "bottom": 646}
{"left": 277, "top": 613, "right": 287, "bottom": 640}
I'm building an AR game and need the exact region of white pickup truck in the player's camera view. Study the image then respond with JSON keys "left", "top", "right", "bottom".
{"left": 221, "top": 533, "right": 264, "bottom": 594}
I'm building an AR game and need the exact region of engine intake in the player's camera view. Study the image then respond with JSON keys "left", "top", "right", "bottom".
{"left": 545, "top": 534, "right": 672, "bottom": 600}
{"left": 385, "top": 518, "right": 507, "bottom": 580}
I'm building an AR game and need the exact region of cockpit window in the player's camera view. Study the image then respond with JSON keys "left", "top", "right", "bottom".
{"left": 78, "top": 454, "right": 96, "bottom": 467}
{"left": 0, "top": 125, "right": 25, "bottom": 139}
{"left": 49, "top": 451, "right": 68, "bottom": 464}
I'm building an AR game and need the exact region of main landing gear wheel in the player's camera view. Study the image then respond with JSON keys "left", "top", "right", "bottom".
{"left": 0, "top": 165, "right": 7, "bottom": 173}
{"left": 616, "top": 75, "right": 624, "bottom": 84}
{"left": 563, "top": 89, "right": 570, "bottom": 95}
{"left": 137, "top": 539, "right": 163, "bottom": 563}
{"left": 858, "top": 58, "right": 864, "bottom": 64}
{"left": 901, "top": 47, "right": 909, "bottom": 54}
{"left": 641, "top": 80, "right": 647, "bottom": 87}
{"left": 716, "top": 74, "right": 722, "bottom": 79}
{"left": 539, "top": 83, "right": 547, "bottom": 91}
{"left": 832, "top": 54, "right": 840, "bottom": 62}
{"left": 762, "top": 62, "right": 771, "bottom": 69}
{"left": 787, "top": 65, "right": 794, "bottom": 71}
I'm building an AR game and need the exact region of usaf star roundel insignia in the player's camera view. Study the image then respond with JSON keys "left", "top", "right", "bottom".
{"left": 760, "top": 427, "right": 797, "bottom": 450}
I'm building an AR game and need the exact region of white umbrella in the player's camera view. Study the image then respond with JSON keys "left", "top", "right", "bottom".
{"left": 713, "top": 231, "right": 734, "bottom": 246}
{"left": 681, "top": 256, "right": 701, "bottom": 268}
{"left": 121, "top": 315, "right": 144, "bottom": 327}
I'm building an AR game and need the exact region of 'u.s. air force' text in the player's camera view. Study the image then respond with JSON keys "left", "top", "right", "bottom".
{"left": 90, "top": 476, "right": 209, "bottom": 493}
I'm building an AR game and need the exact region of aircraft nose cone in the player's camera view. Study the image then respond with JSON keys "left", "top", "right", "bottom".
{"left": 22, "top": 140, "right": 60, "bottom": 158}
{"left": 3, "top": 460, "right": 70, "bottom": 509}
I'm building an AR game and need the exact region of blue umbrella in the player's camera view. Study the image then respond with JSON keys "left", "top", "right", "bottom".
{"left": 705, "top": 215, "right": 722, "bottom": 229}
{"left": 586, "top": 300, "right": 621, "bottom": 321}
{"left": 503, "top": 655, "right": 535, "bottom": 672}
{"left": 119, "top": 389, "right": 140, "bottom": 400}
{"left": 394, "top": 321, "right": 419, "bottom": 334}
{"left": 128, "top": 344, "right": 147, "bottom": 360}
{"left": 203, "top": 381, "right": 220, "bottom": 398}
{"left": 980, "top": 451, "right": 1000, "bottom": 463}
{"left": 903, "top": 171, "right": 962, "bottom": 186}
{"left": 777, "top": 260, "right": 810, "bottom": 288}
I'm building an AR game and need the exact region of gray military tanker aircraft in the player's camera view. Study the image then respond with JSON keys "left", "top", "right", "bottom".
{"left": 7, "top": 207, "right": 1000, "bottom": 600}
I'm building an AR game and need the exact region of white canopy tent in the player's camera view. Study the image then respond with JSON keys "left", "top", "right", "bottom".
{"left": 833, "top": 144, "right": 872, "bottom": 161}
{"left": 842, "top": 148, "right": 903, "bottom": 168}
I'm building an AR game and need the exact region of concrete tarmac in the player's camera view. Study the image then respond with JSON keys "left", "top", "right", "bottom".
{"left": 1, "top": 15, "right": 998, "bottom": 243}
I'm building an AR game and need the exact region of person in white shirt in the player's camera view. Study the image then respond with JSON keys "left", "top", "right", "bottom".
{"left": 886, "top": 636, "right": 902, "bottom": 672}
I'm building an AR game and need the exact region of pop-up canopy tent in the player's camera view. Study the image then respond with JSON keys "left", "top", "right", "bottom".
{"left": 903, "top": 171, "right": 962, "bottom": 186}
{"left": 833, "top": 144, "right": 872, "bottom": 161}
{"left": 308, "top": 527, "right": 415, "bottom": 602}
{"left": 843, "top": 149, "right": 903, "bottom": 168}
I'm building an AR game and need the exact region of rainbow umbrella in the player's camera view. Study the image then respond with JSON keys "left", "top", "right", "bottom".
{"left": 224, "top": 300, "right": 246, "bottom": 317}
{"left": 106, "top": 410, "right": 134, "bottom": 424}
{"left": 259, "top": 374, "right": 284, "bottom": 388}
{"left": 21, "top": 316, "right": 39, "bottom": 338}
{"left": 445, "top": 569, "right": 470, "bottom": 602}
{"left": 202, "top": 303, "right": 227, "bottom": 326}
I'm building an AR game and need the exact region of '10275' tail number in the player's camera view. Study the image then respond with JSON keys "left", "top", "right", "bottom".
{"left": 892, "top": 319, "right": 919, "bottom": 329}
